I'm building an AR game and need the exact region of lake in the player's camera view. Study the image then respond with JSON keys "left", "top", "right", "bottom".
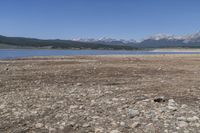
{"left": 1, "top": 49, "right": 200, "bottom": 59}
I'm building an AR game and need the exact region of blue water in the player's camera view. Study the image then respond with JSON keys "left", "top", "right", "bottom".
{"left": 1, "top": 49, "right": 200, "bottom": 59}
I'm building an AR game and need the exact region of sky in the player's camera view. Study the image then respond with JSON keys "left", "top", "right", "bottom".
{"left": 0, "top": 0, "right": 200, "bottom": 40}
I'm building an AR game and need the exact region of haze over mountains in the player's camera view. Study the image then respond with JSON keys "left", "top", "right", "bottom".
{"left": 1, "top": 31, "right": 200, "bottom": 50}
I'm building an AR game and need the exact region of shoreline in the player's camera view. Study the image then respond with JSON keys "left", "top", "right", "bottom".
{"left": 151, "top": 48, "right": 200, "bottom": 52}
{"left": 1, "top": 49, "right": 200, "bottom": 60}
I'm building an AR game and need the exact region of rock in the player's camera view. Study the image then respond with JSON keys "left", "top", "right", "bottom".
{"left": 111, "top": 121, "right": 118, "bottom": 127}
{"left": 145, "top": 123, "right": 156, "bottom": 133}
{"left": 0, "top": 104, "right": 5, "bottom": 109}
{"left": 181, "top": 104, "right": 188, "bottom": 109}
{"left": 154, "top": 96, "right": 166, "bottom": 103}
{"left": 128, "top": 109, "right": 140, "bottom": 118}
{"left": 120, "top": 122, "right": 126, "bottom": 127}
{"left": 159, "top": 107, "right": 167, "bottom": 113}
{"left": 177, "top": 116, "right": 187, "bottom": 121}
{"left": 168, "top": 99, "right": 177, "bottom": 106}
{"left": 110, "top": 130, "right": 120, "bottom": 133}
{"left": 35, "top": 123, "right": 44, "bottom": 128}
{"left": 168, "top": 106, "right": 177, "bottom": 111}
{"left": 183, "top": 130, "right": 189, "bottom": 133}
{"left": 112, "top": 98, "right": 119, "bottom": 101}
{"left": 135, "top": 96, "right": 148, "bottom": 101}
{"left": 82, "top": 123, "right": 90, "bottom": 128}
{"left": 76, "top": 83, "right": 82, "bottom": 86}
{"left": 187, "top": 116, "right": 199, "bottom": 122}
{"left": 69, "top": 105, "right": 78, "bottom": 110}
{"left": 167, "top": 99, "right": 178, "bottom": 111}
{"left": 95, "top": 127, "right": 104, "bottom": 133}
{"left": 48, "top": 127, "right": 56, "bottom": 132}
{"left": 91, "top": 100, "right": 96, "bottom": 105}
{"left": 177, "top": 121, "right": 188, "bottom": 128}
{"left": 164, "top": 129, "right": 168, "bottom": 133}
{"left": 194, "top": 123, "right": 200, "bottom": 127}
{"left": 130, "top": 122, "right": 140, "bottom": 128}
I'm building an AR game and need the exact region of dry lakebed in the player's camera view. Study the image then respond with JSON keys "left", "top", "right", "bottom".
{"left": 0, "top": 54, "right": 200, "bottom": 133}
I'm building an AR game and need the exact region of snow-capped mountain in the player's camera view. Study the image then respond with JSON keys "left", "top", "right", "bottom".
{"left": 146, "top": 34, "right": 183, "bottom": 41}
{"left": 144, "top": 31, "right": 200, "bottom": 42}
{"left": 137, "top": 31, "right": 200, "bottom": 48}
{"left": 72, "top": 31, "right": 200, "bottom": 48}
{"left": 73, "top": 37, "right": 136, "bottom": 45}
{"left": 183, "top": 32, "right": 200, "bottom": 43}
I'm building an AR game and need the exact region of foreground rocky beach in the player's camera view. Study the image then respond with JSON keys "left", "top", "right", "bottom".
{"left": 1, "top": 55, "right": 200, "bottom": 133}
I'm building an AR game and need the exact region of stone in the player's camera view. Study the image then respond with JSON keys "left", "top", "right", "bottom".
{"left": 187, "top": 116, "right": 199, "bottom": 122}
{"left": 35, "top": 123, "right": 44, "bottom": 128}
{"left": 76, "top": 83, "right": 82, "bottom": 86}
{"left": 120, "top": 122, "right": 126, "bottom": 127}
{"left": 194, "top": 123, "right": 200, "bottom": 127}
{"left": 164, "top": 129, "right": 168, "bottom": 133}
{"left": 82, "top": 123, "right": 90, "bottom": 128}
{"left": 112, "top": 98, "right": 119, "bottom": 101}
{"left": 183, "top": 130, "right": 189, "bottom": 133}
{"left": 168, "top": 105, "right": 177, "bottom": 111}
{"left": 0, "top": 104, "right": 6, "bottom": 109}
{"left": 145, "top": 123, "right": 156, "bottom": 133}
{"left": 111, "top": 121, "right": 118, "bottom": 127}
{"left": 154, "top": 96, "right": 166, "bottom": 103}
{"left": 95, "top": 127, "right": 104, "bottom": 133}
{"left": 130, "top": 122, "right": 140, "bottom": 128}
{"left": 177, "top": 121, "right": 188, "bottom": 128}
{"left": 128, "top": 109, "right": 140, "bottom": 118}
{"left": 168, "top": 99, "right": 176, "bottom": 105}
{"left": 177, "top": 116, "right": 187, "bottom": 121}
{"left": 69, "top": 105, "right": 78, "bottom": 110}
{"left": 167, "top": 99, "right": 178, "bottom": 111}
{"left": 110, "top": 130, "right": 120, "bottom": 133}
{"left": 181, "top": 104, "right": 188, "bottom": 109}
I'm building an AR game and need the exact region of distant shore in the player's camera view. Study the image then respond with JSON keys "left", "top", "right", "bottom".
{"left": 151, "top": 48, "right": 200, "bottom": 52}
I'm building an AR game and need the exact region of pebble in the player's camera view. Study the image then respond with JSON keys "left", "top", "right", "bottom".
{"left": 95, "top": 127, "right": 104, "bottom": 133}
{"left": 82, "top": 123, "right": 90, "bottom": 128}
{"left": 145, "top": 123, "right": 156, "bottom": 133}
{"left": 177, "top": 116, "right": 187, "bottom": 121}
{"left": 69, "top": 105, "right": 78, "bottom": 109}
{"left": 76, "top": 83, "right": 82, "bottom": 86}
{"left": 110, "top": 129, "right": 120, "bottom": 133}
{"left": 120, "top": 122, "right": 126, "bottom": 127}
{"left": 128, "top": 109, "right": 140, "bottom": 118}
{"left": 181, "top": 104, "right": 188, "bottom": 109}
{"left": 112, "top": 98, "right": 119, "bottom": 101}
{"left": 187, "top": 116, "right": 199, "bottom": 122}
{"left": 177, "top": 121, "right": 188, "bottom": 128}
{"left": 154, "top": 96, "right": 166, "bottom": 103}
{"left": 130, "top": 122, "right": 140, "bottom": 128}
{"left": 168, "top": 99, "right": 176, "bottom": 106}
{"left": 35, "top": 123, "right": 44, "bottom": 128}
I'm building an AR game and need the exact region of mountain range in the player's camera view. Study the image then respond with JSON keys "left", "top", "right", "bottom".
{"left": 1, "top": 31, "right": 200, "bottom": 50}
{"left": 74, "top": 31, "right": 200, "bottom": 48}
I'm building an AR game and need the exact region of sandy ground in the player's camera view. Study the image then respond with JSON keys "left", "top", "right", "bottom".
{"left": 0, "top": 55, "right": 200, "bottom": 133}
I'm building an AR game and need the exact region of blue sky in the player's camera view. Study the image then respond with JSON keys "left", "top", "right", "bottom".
{"left": 0, "top": 0, "right": 200, "bottom": 40}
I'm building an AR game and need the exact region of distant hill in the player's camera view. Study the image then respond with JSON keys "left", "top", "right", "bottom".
{"left": 0, "top": 35, "right": 136, "bottom": 50}
{"left": 1, "top": 32, "right": 200, "bottom": 50}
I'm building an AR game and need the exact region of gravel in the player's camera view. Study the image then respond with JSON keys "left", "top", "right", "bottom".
{"left": 1, "top": 55, "right": 200, "bottom": 132}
